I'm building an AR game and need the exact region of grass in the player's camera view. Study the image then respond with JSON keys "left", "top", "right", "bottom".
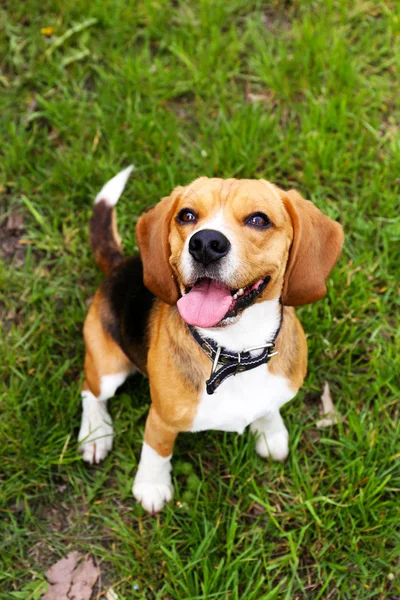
{"left": 0, "top": 0, "right": 399, "bottom": 598}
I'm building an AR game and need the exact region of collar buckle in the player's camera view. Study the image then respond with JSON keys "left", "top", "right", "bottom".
{"left": 211, "top": 345, "right": 222, "bottom": 377}
{"left": 187, "top": 301, "right": 283, "bottom": 394}
{"left": 211, "top": 343, "right": 279, "bottom": 380}
{"left": 242, "top": 341, "right": 275, "bottom": 354}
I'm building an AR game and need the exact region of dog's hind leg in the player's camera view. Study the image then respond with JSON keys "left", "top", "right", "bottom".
{"left": 78, "top": 292, "right": 133, "bottom": 464}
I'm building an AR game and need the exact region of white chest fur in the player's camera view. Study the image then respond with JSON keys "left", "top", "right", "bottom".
{"left": 190, "top": 298, "right": 296, "bottom": 434}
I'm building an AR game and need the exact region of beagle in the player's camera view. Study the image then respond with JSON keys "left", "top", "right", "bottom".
{"left": 78, "top": 167, "right": 344, "bottom": 513}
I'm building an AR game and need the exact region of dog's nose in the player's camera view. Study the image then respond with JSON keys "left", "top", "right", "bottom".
{"left": 189, "top": 229, "right": 231, "bottom": 266}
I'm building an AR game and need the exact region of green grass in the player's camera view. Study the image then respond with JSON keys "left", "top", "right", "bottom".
{"left": 1, "top": 0, "right": 399, "bottom": 598}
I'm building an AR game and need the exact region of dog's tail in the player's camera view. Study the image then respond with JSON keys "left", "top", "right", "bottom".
{"left": 89, "top": 165, "right": 134, "bottom": 276}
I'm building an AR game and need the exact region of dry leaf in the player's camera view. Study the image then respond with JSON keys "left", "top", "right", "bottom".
{"left": 92, "top": 129, "right": 101, "bottom": 153}
{"left": 246, "top": 92, "right": 273, "bottom": 103}
{"left": 316, "top": 381, "right": 341, "bottom": 428}
{"left": 43, "top": 551, "right": 79, "bottom": 599}
{"left": 24, "top": 96, "right": 38, "bottom": 123}
{"left": 42, "top": 552, "right": 100, "bottom": 600}
{"left": 106, "top": 588, "right": 119, "bottom": 600}
{"left": 6, "top": 214, "right": 24, "bottom": 232}
{"left": 69, "top": 556, "right": 99, "bottom": 600}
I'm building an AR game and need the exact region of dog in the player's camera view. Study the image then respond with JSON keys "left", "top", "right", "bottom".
{"left": 78, "top": 167, "right": 344, "bottom": 513}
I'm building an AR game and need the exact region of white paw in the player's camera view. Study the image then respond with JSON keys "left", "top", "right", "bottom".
{"left": 78, "top": 408, "right": 113, "bottom": 464}
{"left": 254, "top": 429, "right": 289, "bottom": 462}
{"left": 132, "top": 481, "right": 173, "bottom": 513}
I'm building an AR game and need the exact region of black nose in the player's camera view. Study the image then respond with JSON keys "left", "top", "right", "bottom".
{"left": 189, "top": 229, "right": 231, "bottom": 267}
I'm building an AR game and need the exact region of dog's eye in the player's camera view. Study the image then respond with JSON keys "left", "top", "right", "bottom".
{"left": 177, "top": 208, "right": 198, "bottom": 224}
{"left": 245, "top": 212, "right": 271, "bottom": 229}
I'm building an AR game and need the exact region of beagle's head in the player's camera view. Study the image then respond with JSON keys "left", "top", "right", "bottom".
{"left": 136, "top": 178, "right": 344, "bottom": 328}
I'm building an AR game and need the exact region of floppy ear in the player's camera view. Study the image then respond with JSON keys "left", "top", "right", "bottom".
{"left": 136, "top": 189, "right": 182, "bottom": 304}
{"left": 281, "top": 189, "right": 344, "bottom": 306}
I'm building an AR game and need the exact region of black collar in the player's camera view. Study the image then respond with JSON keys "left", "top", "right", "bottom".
{"left": 187, "top": 302, "right": 283, "bottom": 395}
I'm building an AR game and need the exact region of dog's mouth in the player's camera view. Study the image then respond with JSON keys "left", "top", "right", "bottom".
{"left": 177, "top": 276, "right": 270, "bottom": 328}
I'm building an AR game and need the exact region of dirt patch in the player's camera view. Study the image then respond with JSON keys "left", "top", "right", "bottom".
{"left": 263, "top": 5, "right": 294, "bottom": 33}
{"left": 165, "top": 91, "right": 197, "bottom": 123}
{"left": 0, "top": 209, "right": 27, "bottom": 333}
{"left": 0, "top": 211, "right": 26, "bottom": 267}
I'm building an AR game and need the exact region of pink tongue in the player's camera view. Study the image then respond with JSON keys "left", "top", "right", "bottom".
{"left": 177, "top": 280, "right": 232, "bottom": 327}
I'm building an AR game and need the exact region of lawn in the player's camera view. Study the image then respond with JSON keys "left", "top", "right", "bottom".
{"left": 1, "top": 0, "right": 399, "bottom": 598}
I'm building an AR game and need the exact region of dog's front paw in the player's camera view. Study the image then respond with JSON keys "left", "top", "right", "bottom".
{"left": 132, "top": 481, "right": 173, "bottom": 513}
{"left": 78, "top": 408, "right": 113, "bottom": 464}
{"left": 255, "top": 429, "right": 289, "bottom": 462}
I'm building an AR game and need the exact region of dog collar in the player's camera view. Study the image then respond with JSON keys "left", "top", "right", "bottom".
{"left": 187, "top": 303, "right": 283, "bottom": 395}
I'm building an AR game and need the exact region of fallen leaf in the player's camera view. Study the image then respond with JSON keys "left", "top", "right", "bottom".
{"left": 106, "top": 588, "right": 119, "bottom": 600}
{"left": 42, "top": 552, "right": 100, "bottom": 600}
{"left": 6, "top": 214, "right": 24, "bottom": 232}
{"left": 0, "top": 74, "right": 10, "bottom": 87}
{"left": 69, "top": 556, "right": 99, "bottom": 600}
{"left": 92, "top": 129, "right": 101, "bottom": 153}
{"left": 43, "top": 551, "right": 79, "bottom": 599}
{"left": 316, "top": 381, "right": 341, "bottom": 428}
{"left": 246, "top": 93, "right": 272, "bottom": 103}
{"left": 24, "top": 96, "right": 38, "bottom": 123}
{"left": 5, "top": 307, "right": 16, "bottom": 321}
{"left": 247, "top": 501, "right": 265, "bottom": 518}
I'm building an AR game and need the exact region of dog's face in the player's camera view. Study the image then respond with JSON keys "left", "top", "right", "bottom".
{"left": 136, "top": 177, "right": 344, "bottom": 327}
{"left": 169, "top": 178, "right": 293, "bottom": 327}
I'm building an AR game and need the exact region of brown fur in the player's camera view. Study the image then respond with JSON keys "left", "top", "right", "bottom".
{"left": 269, "top": 306, "right": 307, "bottom": 391}
{"left": 90, "top": 201, "right": 124, "bottom": 276}
{"left": 280, "top": 189, "right": 344, "bottom": 305}
{"left": 82, "top": 292, "right": 307, "bottom": 435}
{"left": 136, "top": 188, "right": 183, "bottom": 304}
{"left": 83, "top": 291, "right": 132, "bottom": 397}
{"left": 144, "top": 406, "right": 178, "bottom": 457}
{"left": 164, "top": 306, "right": 209, "bottom": 391}
{"left": 146, "top": 302, "right": 208, "bottom": 431}
{"left": 168, "top": 178, "right": 294, "bottom": 303}
{"left": 134, "top": 178, "right": 342, "bottom": 451}
{"left": 83, "top": 177, "right": 343, "bottom": 464}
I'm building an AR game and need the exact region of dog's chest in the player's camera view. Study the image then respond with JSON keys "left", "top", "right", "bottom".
{"left": 190, "top": 364, "right": 295, "bottom": 434}
{"left": 188, "top": 299, "right": 296, "bottom": 434}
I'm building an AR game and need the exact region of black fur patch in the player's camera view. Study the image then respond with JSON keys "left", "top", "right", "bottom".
{"left": 90, "top": 200, "right": 123, "bottom": 274}
{"left": 101, "top": 255, "right": 155, "bottom": 372}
